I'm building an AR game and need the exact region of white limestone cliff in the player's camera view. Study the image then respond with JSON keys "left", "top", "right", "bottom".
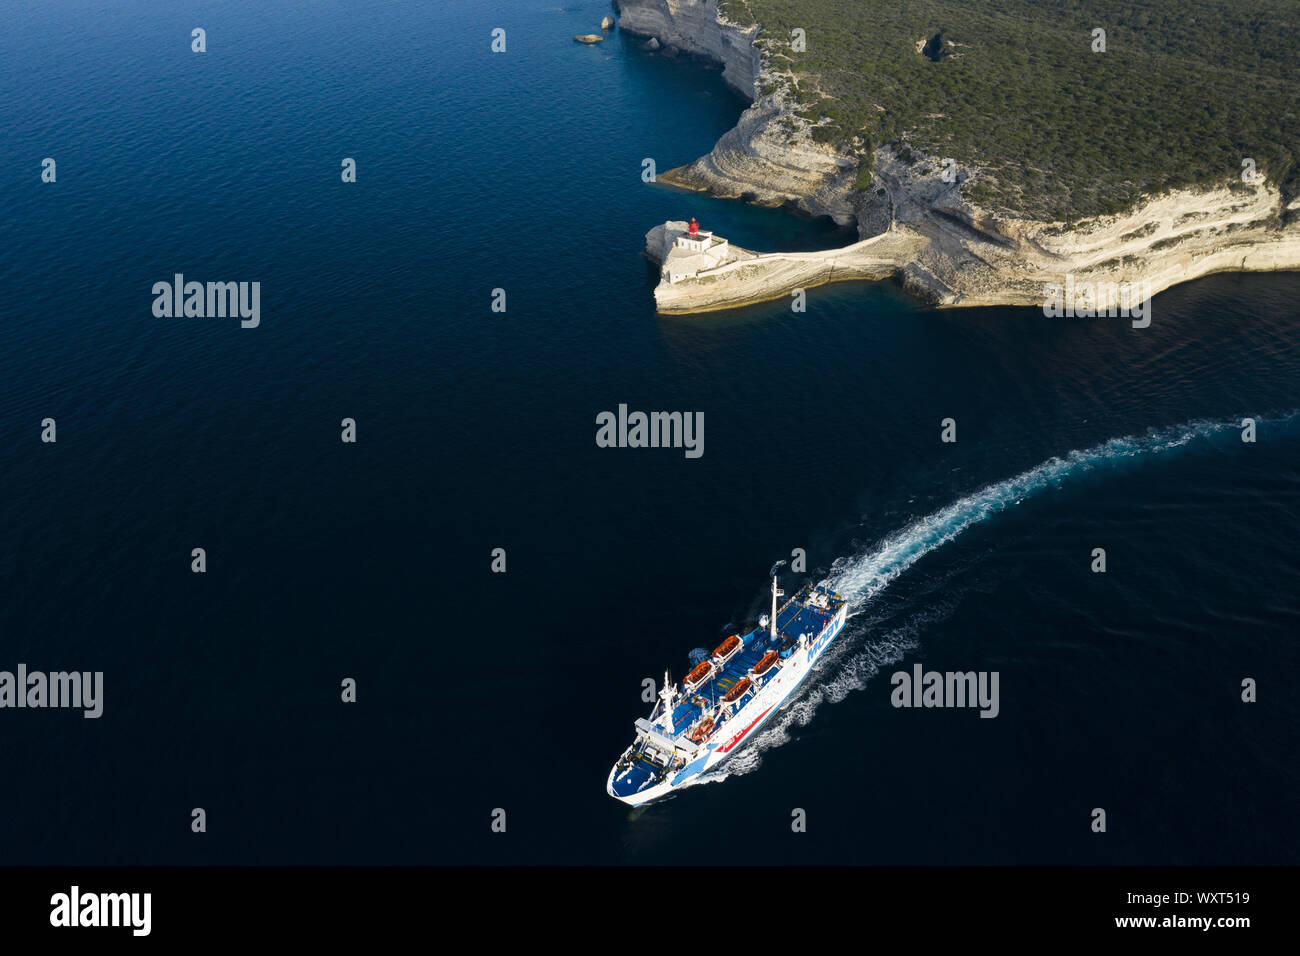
{"left": 618, "top": 0, "right": 1300, "bottom": 312}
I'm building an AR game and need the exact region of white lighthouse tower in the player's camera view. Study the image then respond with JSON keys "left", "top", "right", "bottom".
{"left": 665, "top": 217, "right": 731, "bottom": 284}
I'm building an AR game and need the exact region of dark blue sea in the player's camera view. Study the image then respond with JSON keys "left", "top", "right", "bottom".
{"left": 1, "top": 0, "right": 1297, "bottom": 865}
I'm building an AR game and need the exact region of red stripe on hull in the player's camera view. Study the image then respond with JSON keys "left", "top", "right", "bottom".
{"left": 719, "top": 706, "right": 774, "bottom": 754}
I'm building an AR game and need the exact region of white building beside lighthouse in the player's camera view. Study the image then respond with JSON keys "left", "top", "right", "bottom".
{"left": 664, "top": 217, "right": 731, "bottom": 283}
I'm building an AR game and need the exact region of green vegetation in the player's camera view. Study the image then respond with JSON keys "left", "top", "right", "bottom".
{"left": 718, "top": 0, "right": 1299, "bottom": 220}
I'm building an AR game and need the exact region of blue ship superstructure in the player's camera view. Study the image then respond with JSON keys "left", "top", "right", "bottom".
{"left": 607, "top": 571, "right": 848, "bottom": 805}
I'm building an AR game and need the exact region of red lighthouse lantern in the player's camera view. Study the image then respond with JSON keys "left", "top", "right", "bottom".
{"left": 689, "top": 217, "right": 699, "bottom": 236}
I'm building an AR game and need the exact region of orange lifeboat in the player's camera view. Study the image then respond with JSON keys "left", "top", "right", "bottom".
{"left": 751, "top": 650, "right": 779, "bottom": 677}
{"left": 688, "top": 716, "right": 716, "bottom": 742}
{"left": 683, "top": 659, "right": 715, "bottom": 693}
{"left": 721, "top": 676, "right": 752, "bottom": 704}
{"left": 713, "top": 634, "right": 742, "bottom": 664}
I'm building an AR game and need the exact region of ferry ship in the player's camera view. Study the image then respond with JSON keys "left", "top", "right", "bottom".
{"left": 607, "top": 569, "right": 848, "bottom": 806}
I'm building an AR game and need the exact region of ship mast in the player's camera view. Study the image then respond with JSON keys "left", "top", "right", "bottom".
{"left": 658, "top": 669, "right": 676, "bottom": 734}
{"left": 770, "top": 572, "right": 784, "bottom": 640}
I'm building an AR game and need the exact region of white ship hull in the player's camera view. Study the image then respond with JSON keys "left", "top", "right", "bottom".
{"left": 607, "top": 603, "right": 846, "bottom": 807}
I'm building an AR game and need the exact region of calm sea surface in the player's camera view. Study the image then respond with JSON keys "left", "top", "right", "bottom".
{"left": 1, "top": 0, "right": 1297, "bottom": 864}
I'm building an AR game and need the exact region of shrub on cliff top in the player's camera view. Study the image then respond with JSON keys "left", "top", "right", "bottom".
{"left": 719, "top": 0, "right": 1299, "bottom": 220}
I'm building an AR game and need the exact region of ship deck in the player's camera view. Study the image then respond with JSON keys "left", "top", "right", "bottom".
{"left": 611, "top": 584, "right": 848, "bottom": 801}
{"left": 662, "top": 586, "right": 843, "bottom": 740}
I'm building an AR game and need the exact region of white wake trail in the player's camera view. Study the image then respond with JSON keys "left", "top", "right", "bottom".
{"left": 826, "top": 418, "right": 1247, "bottom": 610}
{"left": 689, "top": 415, "right": 1280, "bottom": 786}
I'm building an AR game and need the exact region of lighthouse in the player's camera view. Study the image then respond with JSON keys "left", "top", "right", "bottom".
{"left": 674, "top": 217, "right": 717, "bottom": 254}
{"left": 665, "top": 217, "right": 731, "bottom": 283}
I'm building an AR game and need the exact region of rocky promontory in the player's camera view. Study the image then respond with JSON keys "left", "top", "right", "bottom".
{"left": 646, "top": 220, "right": 922, "bottom": 314}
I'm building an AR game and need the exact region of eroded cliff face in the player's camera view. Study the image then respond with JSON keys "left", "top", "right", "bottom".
{"left": 875, "top": 146, "right": 1300, "bottom": 307}
{"left": 616, "top": 0, "right": 760, "bottom": 97}
{"left": 620, "top": 0, "right": 1300, "bottom": 311}
{"left": 618, "top": 0, "right": 859, "bottom": 225}
{"left": 661, "top": 97, "right": 860, "bottom": 225}
{"left": 646, "top": 156, "right": 1300, "bottom": 313}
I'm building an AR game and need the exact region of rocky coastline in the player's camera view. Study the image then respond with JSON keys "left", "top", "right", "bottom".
{"left": 616, "top": 0, "right": 1300, "bottom": 312}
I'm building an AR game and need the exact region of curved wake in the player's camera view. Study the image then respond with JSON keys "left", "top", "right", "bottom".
{"left": 688, "top": 413, "right": 1294, "bottom": 788}
{"left": 826, "top": 416, "right": 1279, "bottom": 610}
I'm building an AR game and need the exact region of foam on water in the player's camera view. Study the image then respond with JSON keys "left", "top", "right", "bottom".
{"left": 689, "top": 413, "right": 1296, "bottom": 786}
{"left": 825, "top": 416, "right": 1284, "bottom": 611}
{"left": 689, "top": 608, "right": 939, "bottom": 785}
